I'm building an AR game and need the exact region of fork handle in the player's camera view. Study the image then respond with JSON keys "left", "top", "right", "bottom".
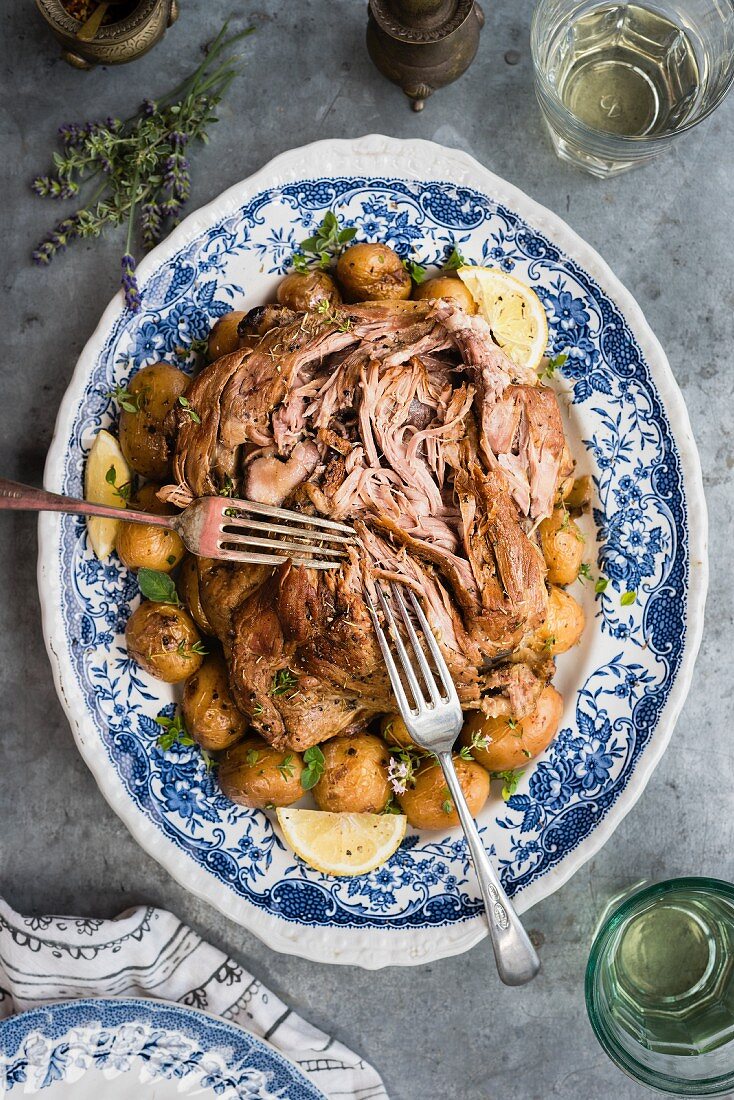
{"left": 438, "top": 751, "right": 541, "bottom": 986}
{"left": 0, "top": 477, "right": 175, "bottom": 529}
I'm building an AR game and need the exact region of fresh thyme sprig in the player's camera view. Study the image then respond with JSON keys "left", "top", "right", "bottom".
{"left": 291, "top": 211, "right": 356, "bottom": 271}
{"left": 441, "top": 244, "right": 466, "bottom": 273}
{"left": 301, "top": 746, "right": 325, "bottom": 790}
{"left": 538, "top": 352, "right": 568, "bottom": 381}
{"left": 31, "top": 22, "right": 254, "bottom": 312}
{"left": 105, "top": 463, "right": 132, "bottom": 502}
{"left": 403, "top": 257, "right": 427, "bottom": 283}
{"left": 155, "top": 712, "right": 194, "bottom": 750}
{"left": 270, "top": 668, "right": 299, "bottom": 696}
{"left": 106, "top": 384, "right": 139, "bottom": 413}
{"left": 493, "top": 768, "right": 524, "bottom": 802}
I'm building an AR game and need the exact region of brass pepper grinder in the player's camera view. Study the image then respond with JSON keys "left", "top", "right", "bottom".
{"left": 366, "top": 0, "right": 484, "bottom": 111}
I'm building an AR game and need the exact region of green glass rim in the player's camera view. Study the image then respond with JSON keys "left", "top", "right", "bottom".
{"left": 585, "top": 877, "right": 734, "bottom": 1096}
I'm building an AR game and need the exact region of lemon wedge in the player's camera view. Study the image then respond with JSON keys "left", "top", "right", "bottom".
{"left": 276, "top": 808, "right": 407, "bottom": 877}
{"left": 84, "top": 429, "right": 131, "bottom": 560}
{"left": 457, "top": 265, "right": 548, "bottom": 372}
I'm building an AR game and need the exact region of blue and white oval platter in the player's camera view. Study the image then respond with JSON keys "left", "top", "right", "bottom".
{"left": 0, "top": 997, "right": 325, "bottom": 1097}
{"left": 38, "top": 136, "right": 707, "bottom": 967}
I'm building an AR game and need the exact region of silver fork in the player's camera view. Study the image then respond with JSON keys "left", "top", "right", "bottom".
{"left": 0, "top": 477, "right": 354, "bottom": 569}
{"left": 364, "top": 579, "right": 541, "bottom": 986}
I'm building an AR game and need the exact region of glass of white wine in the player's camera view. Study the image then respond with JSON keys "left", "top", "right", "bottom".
{"left": 531, "top": 0, "right": 734, "bottom": 176}
{"left": 586, "top": 878, "right": 734, "bottom": 1095}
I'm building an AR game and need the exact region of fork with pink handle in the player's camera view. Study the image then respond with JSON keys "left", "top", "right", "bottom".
{"left": 0, "top": 478, "right": 355, "bottom": 569}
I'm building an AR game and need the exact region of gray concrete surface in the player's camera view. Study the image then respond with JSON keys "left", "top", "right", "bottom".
{"left": 1, "top": 1, "right": 733, "bottom": 1097}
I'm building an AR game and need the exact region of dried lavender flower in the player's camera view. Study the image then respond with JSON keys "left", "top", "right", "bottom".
{"left": 120, "top": 253, "right": 141, "bottom": 313}
{"left": 31, "top": 22, "right": 254, "bottom": 307}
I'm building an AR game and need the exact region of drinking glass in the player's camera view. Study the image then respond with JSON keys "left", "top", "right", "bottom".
{"left": 586, "top": 878, "right": 734, "bottom": 1095}
{"left": 531, "top": 0, "right": 734, "bottom": 177}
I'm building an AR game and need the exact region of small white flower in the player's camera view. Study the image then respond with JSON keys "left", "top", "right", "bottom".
{"left": 387, "top": 757, "right": 410, "bottom": 796}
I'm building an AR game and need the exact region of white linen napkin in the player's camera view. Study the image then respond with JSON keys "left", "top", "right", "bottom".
{"left": 0, "top": 898, "right": 387, "bottom": 1100}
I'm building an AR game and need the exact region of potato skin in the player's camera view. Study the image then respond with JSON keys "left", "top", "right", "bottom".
{"left": 125, "top": 601, "right": 204, "bottom": 683}
{"left": 565, "top": 474, "right": 594, "bottom": 511}
{"left": 277, "top": 271, "right": 341, "bottom": 311}
{"left": 336, "top": 243, "right": 411, "bottom": 302}
{"left": 118, "top": 363, "right": 188, "bottom": 481}
{"left": 537, "top": 585, "right": 586, "bottom": 655}
{"left": 182, "top": 653, "right": 247, "bottom": 752}
{"left": 379, "top": 714, "right": 421, "bottom": 751}
{"left": 115, "top": 483, "right": 184, "bottom": 573}
{"left": 219, "top": 737, "right": 304, "bottom": 809}
{"left": 397, "top": 756, "right": 489, "bottom": 830}
{"left": 461, "top": 684, "right": 564, "bottom": 771}
{"left": 207, "top": 311, "right": 248, "bottom": 360}
{"left": 539, "top": 507, "right": 584, "bottom": 586}
{"left": 177, "top": 554, "right": 214, "bottom": 635}
{"left": 412, "top": 275, "right": 477, "bottom": 313}
{"left": 312, "top": 734, "right": 392, "bottom": 814}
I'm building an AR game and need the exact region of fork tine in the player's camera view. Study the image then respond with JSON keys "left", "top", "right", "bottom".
{"left": 375, "top": 583, "right": 425, "bottom": 711}
{"left": 363, "top": 588, "right": 415, "bottom": 717}
{"left": 219, "top": 532, "right": 349, "bottom": 558}
{"left": 406, "top": 590, "right": 459, "bottom": 703}
{"left": 215, "top": 548, "right": 344, "bottom": 569}
{"left": 390, "top": 583, "right": 442, "bottom": 706}
{"left": 221, "top": 514, "right": 355, "bottom": 545}
{"left": 226, "top": 497, "right": 354, "bottom": 535}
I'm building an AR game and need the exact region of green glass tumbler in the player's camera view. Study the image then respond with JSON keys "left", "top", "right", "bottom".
{"left": 586, "top": 878, "right": 734, "bottom": 1095}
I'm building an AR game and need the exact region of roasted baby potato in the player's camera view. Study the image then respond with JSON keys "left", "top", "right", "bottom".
{"left": 539, "top": 506, "right": 584, "bottom": 586}
{"left": 336, "top": 243, "right": 412, "bottom": 302}
{"left": 565, "top": 474, "right": 594, "bottom": 511}
{"left": 207, "top": 310, "right": 248, "bottom": 360}
{"left": 312, "top": 734, "right": 392, "bottom": 814}
{"left": 219, "top": 737, "right": 304, "bottom": 809}
{"left": 397, "top": 756, "right": 489, "bottom": 830}
{"left": 537, "top": 584, "right": 586, "bottom": 655}
{"left": 380, "top": 714, "right": 421, "bottom": 751}
{"left": 177, "top": 554, "right": 214, "bottom": 635}
{"left": 182, "top": 653, "right": 247, "bottom": 752}
{"left": 412, "top": 275, "right": 476, "bottom": 313}
{"left": 125, "top": 601, "right": 204, "bottom": 683}
{"left": 277, "top": 270, "right": 341, "bottom": 311}
{"left": 115, "top": 483, "right": 184, "bottom": 574}
{"left": 461, "top": 684, "right": 564, "bottom": 771}
{"left": 118, "top": 362, "right": 188, "bottom": 481}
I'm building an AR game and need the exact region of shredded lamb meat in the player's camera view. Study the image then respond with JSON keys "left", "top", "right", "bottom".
{"left": 170, "top": 298, "right": 570, "bottom": 751}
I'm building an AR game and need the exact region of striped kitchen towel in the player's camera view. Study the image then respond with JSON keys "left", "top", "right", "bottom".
{"left": 0, "top": 898, "right": 387, "bottom": 1100}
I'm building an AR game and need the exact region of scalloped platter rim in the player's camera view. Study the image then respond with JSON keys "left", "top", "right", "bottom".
{"left": 38, "top": 135, "right": 707, "bottom": 968}
{"left": 0, "top": 997, "right": 326, "bottom": 1097}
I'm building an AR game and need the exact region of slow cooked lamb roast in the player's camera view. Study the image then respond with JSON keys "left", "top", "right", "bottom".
{"left": 163, "top": 297, "right": 572, "bottom": 752}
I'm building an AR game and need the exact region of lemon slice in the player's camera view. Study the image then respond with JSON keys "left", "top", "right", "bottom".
{"left": 276, "top": 808, "right": 407, "bottom": 877}
{"left": 457, "top": 265, "right": 548, "bottom": 371}
{"left": 84, "top": 429, "right": 131, "bottom": 559}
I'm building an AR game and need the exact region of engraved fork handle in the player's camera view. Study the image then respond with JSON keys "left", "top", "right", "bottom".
{"left": 0, "top": 477, "right": 175, "bottom": 530}
{"left": 438, "top": 750, "right": 541, "bottom": 986}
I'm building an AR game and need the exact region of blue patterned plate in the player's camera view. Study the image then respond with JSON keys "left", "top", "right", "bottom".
{"left": 0, "top": 997, "right": 325, "bottom": 1097}
{"left": 38, "top": 136, "right": 707, "bottom": 967}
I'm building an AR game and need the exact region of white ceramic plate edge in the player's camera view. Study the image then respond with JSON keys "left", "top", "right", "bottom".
{"left": 37, "top": 135, "right": 708, "bottom": 967}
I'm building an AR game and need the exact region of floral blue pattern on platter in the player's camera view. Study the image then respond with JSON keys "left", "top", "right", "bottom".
{"left": 40, "top": 139, "right": 704, "bottom": 965}
{"left": 0, "top": 998, "right": 324, "bottom": 1097}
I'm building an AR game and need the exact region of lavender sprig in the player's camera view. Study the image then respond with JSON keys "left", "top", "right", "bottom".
{"left": 30, "top": 23, "right": 254, "bottom": 311}
{"left": 120, "top": 254, "right": 140, "bottom": 313}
